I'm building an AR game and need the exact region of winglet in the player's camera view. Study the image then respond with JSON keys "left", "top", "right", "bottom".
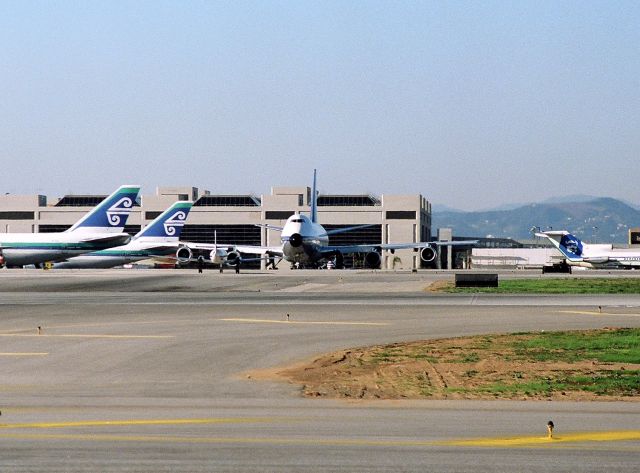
{"left": 66, "top": 185, "right": 141, "bottom": 233}
{"left": 311, "top": 169, "right": 318, "bottom": 224}
{"left": 133, "top": 201, "right": 193, "bottom": 240}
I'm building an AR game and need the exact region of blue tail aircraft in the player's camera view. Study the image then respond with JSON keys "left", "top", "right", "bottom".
{"left": 536, "top": 230, "right": 640, "bottom": 269}
{"left": 53, "top": 201, "right": 194, "bottom": 268}
{"left": 0, "top": 185, "right": 140, "bottom": 267}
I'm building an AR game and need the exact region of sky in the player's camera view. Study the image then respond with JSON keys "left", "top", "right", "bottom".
{"left": 1, "top": 1, "right": 638, "bottom": 210}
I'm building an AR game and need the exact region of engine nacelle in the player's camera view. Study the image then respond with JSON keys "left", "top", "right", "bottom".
{"left": 364, "top": 251, "right": 381, "bottom": 269}
{"left": 176, "top": 246, "right": 193, "bottom": 264}
{"left": 419, "top": 246, "right": 437, "bottom": 262}
{"left": 288, "top": 233, "right": 303, "bottom": 248}
{"left": 584, "top": 256, "right": 610, "bottom": 264}
{"left": 226, "top": 250, "right": 242, "bottom": 266}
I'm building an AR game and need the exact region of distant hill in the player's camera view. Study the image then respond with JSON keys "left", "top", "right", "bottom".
{"left": 432, "top": 197, "right": 640, "bottom": 243}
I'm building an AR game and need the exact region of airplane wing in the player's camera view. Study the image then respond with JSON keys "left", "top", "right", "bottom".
{"left": 181, "top": 242, "right": 232, "bottom": 251}
{"left": 233, "top": 245, "right": 284, "bottom": 256}
{"left": 254, "top": 224, "right": 284, "bottom": 232}
{"left": 320, "top": 240, "right": 477, "bottom": 255}
{"left": 322, "top": 224, "right": 377, "bottom": 236}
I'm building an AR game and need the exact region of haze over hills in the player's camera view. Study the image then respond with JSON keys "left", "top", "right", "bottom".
{"left": 432, "top": 197, "right": 640, "bottom": 243}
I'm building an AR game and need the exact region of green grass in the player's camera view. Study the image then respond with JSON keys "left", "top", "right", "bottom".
{"left": 480, "top": 370, "right": 640, "bottom": 397}
{"left": 512, "top": 328, "right": 640, "bottom": 363}
{"left": 355, "top": 329, "right": 640, "bottom": 398}
{"left": 445, "top": 278, "right": 640, "bottom": 294}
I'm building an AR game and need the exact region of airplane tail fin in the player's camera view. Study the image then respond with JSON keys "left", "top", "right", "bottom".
{"left": 133, "top": 201, "right": 193, "bottom": 240}
{"left": 66, "top": 185, "right": 141, "bottom": 233}
{"left": 311, "top": 169, "right": 318, "bottom": 224}
{"left": 536, "top": 230, "right": 584, "bottom": 260}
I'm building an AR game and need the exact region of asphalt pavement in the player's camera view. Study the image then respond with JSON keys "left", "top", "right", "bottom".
{"left": 0, "top": 269, "right": 639, "bottom": 472}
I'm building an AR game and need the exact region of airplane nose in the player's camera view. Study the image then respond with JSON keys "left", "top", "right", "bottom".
{"left": 289, "top": 233, "right": 303, "bottom": 248}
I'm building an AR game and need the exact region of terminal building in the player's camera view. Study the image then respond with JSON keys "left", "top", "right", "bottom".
{"left": 0, "top": 185, "right": 433, "bottom": 269}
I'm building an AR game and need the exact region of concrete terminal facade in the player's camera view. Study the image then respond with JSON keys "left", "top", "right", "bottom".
{"left": 0, "top": 185, "right": 431, "bottom": 269}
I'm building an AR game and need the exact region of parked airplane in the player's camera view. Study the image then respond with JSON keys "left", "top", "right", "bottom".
{"left": 536, "top": 230, "right": 640, "bottom": 269}
{"left": 174, "top": 231, "right": 244, "bottom": 272}
{"left": 226, "top": 170, "right": 476, "bottom": 269}
{"left": 0, "top": 185, "right": 140, "bottom": 267}
{"left": 53, "top": 201, "right": 193, "bottom": 269}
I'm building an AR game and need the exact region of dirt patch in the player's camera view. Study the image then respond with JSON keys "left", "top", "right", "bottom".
{"left": 423, "top": 280, "right": 453, "bottom": 292}
{"left": 250, "top": 331, "right": 640, "bottom": 401}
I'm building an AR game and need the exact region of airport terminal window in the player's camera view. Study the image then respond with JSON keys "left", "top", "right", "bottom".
{"left": 180, "top": 224, "right": 261, "bottom": 245}
{"left": 0, "top": 211, "right": 34, "bottom": 220}
{"left": 194, "top": 195, "right": 261, "bottom": 207}
{"left": 39, "top": 224, "right": 140, "bottom": 235}
{"left": 124, "top": 225, "right": 141, "bottom": 235}
{"left": 265, "top": 211, "right": 294, "bottom": 220}
{"left": 145, "top": 211, "right": 162, "bottom": 220}
{"left": 38, "top": 225, "right": 71, "bottom": 233}
{"left": 55, "top": 196, "right": 107, "bottom": 207}
{"left": 386, "top": 211, "right": 416, "bottom": 220}
{"left": 318, "top": 195, "right": 381, "bottom": 206}
{"left": 54, "top": 196, "right": 140, "bottom": 207}
{"left": 323, "top": 224, "right": 382, "bottom": 246}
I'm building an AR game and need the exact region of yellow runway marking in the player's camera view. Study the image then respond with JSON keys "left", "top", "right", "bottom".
{"left": 0, "top": 334, "right": 172, "bottom": 339}
{"left": 0, "top": 320, "right": 196, "bottom": 335}
{"left": 0, "top": 417, "right": 275, "bottom": 430}
{"left": 0, "top": 431, "right": 639, "bottom": 449}
{"left": 559, "top": 310, "right": 640, "bottom": 317}
{"left": 440, "top": 430, "right": 640, "bottom": 447}
{"left": 0, "top": 353, "right": 48, "bottom": 356}
{"left": 0, "top": 432, "right": 435, "bottom": 446}
{"left": 220, "top": 318, "right": 389, "bottom": 326}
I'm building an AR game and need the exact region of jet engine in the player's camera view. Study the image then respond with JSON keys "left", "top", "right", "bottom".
{"left": 226, "top": 250, "right": 242, "bottom": 266}
{"left": 419, "top": 246, "right": 437, "bottom": 263}
{"left": 364, "top": 251, "right": 381, "bottom": 269}
{"left": 176, "top": 246, "right": 193, "bottom": 264}
{"left": 584, "top": 257, "right": 610, "bottom": 264}
{"left": 288, "top": 233, "right": 303, "bottom": 248}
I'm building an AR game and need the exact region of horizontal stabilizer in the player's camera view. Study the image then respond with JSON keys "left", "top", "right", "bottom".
{"left": 79, "top": 233, "right": 131, "bottom": 245}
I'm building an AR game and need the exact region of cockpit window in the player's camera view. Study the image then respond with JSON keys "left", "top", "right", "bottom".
{"left": 292, "top": 219, "right": 304, "bottom": 223}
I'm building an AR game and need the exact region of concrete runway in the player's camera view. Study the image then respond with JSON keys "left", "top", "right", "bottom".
{"left": 1, "top": 269, "right": 639, "bottom": 472}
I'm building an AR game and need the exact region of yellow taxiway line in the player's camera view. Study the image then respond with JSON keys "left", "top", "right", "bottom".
{"left": 220, "top": 318, "right": 389, "bottom": 326}
{"left": 0, "top": 431, "right": 638, "bottom": 449}
{"left": 0, "top": 417, "right": 275, "bottom": 430}
{"left": 0, "top": 417, "right": 637, "bottom": 449}
{"left": 0, "top": 320, "right": 197, "bottom": 335}
{"left": 559, "top": 310, "right": 640, "bottom": 317}
{"left": 439, "top": 430, "right": 640, "bottom": 447}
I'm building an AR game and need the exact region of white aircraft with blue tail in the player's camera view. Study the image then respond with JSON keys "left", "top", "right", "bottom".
{"left": 536, "top": 230, "right": 640, "bottom": 269}
{"left": 0, "top": 185, "right": 140, "bottom": 267}
{"left": 53, "top": 201, "right": 194, "bottom": 269}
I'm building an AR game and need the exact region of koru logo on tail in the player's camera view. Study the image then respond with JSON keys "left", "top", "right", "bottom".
{"left": 163, "top": 210, "right": 187, "bottom": 235}
{"left": 106, "top": 197, "right": 134, "bottom": 226}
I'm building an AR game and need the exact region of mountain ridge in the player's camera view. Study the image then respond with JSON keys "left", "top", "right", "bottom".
{"left": 432, "top": 197, "right": 640, "bottom": 243}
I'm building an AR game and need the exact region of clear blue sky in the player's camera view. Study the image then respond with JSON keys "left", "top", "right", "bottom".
{"left": 1, "top": 1, "right": 638, "bottom": 210}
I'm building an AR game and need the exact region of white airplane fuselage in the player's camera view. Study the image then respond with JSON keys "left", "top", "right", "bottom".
{"left": 280, "top": 214, "right": 329, "bottom": 264}
{"left": 52, "top": 237, "right": 179, "bottom": 269}
{"left": 0, "top": 232, "right": 131, "bottom": 266}
{"left": 536, "top": 231, "right": 640, "bottom": 269}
